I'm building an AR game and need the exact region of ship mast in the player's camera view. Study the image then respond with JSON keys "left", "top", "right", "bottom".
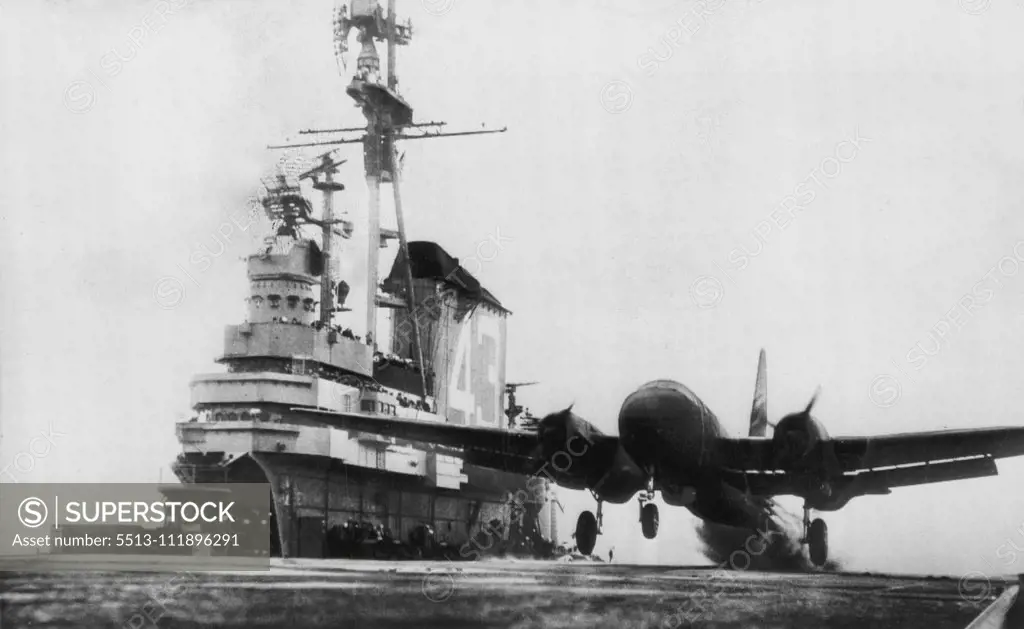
{"left": 386, "top": 0, "right": 398, "bottom": 90}
{"left": 270, "top": 0, "right": 507, "bottom": 400}
{"left": 310, "top": 157, "right": 347, "bottom": 326}
{"left": 381, "top": 0, "right": 428, "bottom": 400}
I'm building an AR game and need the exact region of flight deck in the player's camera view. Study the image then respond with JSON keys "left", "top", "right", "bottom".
{"left": 1, "top": 559, "right": 1020, "bottom": 628}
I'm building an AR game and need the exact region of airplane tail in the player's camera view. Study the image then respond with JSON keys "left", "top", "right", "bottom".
{"left": 749, "top": 348, "right": 768, "bottom": 437}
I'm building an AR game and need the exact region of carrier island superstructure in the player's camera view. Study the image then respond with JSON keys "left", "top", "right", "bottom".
{"left": 173, "top": 0, "right": 556, "bottom": 559}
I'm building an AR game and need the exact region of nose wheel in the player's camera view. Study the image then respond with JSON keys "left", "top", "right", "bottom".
{"left": 801, "top": 503, "right": 828, "bottom": 567}
{"left": 640, "top": 503, "right": 659, "bottom": 539}
{"left": 638, "top": 476, "right": 659, "bottom": 539}
{"left": 574, "top": 493, "right": 604, "bottom": 556}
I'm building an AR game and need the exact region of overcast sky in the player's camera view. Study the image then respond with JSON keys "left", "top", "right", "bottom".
{"left": 4, "top": 0, "right": 1024, "bottom": 576}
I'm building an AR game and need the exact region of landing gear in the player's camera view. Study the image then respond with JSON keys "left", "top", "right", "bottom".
{"left": 638, "top": 476, "right": 659, "bottom": 540}
{"left": 575, "top": 512, "right": 598, "bottom": 556}
{"left": 640, "top": 503, "right": 659, "bottom": 539}
{"left": 574, "top": 495, "right": 604, "bottom": 556}
{"left": 809, "top": 519, "right": 828, "bottom": 567}
{"left": 801, "top": 503, "right": 828, "bottom": 567}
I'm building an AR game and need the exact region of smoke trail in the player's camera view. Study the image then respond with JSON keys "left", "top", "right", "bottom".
{"left": 695, "top": 509, "right": 843, "bottom": 572}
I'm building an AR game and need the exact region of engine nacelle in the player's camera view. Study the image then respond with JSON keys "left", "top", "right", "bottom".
{"left": 533, "top": 408, "right": 643, "bottom": 502}
{"left": 770, "top": 412, "right": 830, "bottom": 470}
{"left": 535, "top": 408, "right": 604, "bottom": 486}
{"left": 806, "top": 488, "right": 856, "bottom": 512}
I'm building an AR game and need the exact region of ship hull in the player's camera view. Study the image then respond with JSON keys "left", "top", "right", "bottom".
{"left": 173, "top": 451, "right": 555, "bottom": 560}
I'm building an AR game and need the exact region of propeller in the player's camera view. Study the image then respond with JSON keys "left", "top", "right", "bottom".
{"left": 536, "top": 407, "right": 569, "bottom": 440}
{"left": 771, "top": 386, "right": 826, "bottom": 470}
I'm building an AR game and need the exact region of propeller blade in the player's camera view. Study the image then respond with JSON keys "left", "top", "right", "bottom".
{"left": 804, "top": 386, "right": 822, "bottom": 414}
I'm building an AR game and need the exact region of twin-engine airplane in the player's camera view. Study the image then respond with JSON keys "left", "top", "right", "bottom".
{"left": 293, "top": 350, "right": 1024, "bottom": 566}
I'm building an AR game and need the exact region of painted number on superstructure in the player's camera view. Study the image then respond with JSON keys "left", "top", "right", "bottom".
{"left": 448, "top": 314, "right": 503, "bottom": 426}
{"left": 449, "top": 323, "right": 474, "bottom": 424}
{"left": 475, "top": 315, "right": 500, "bottom": 425}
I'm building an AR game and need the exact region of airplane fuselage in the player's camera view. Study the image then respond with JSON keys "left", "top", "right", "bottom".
{"left": 619, "top": 379, "right": 724, "bottom": 473}
{"left": 617, "top": 380, "right": 770, "bottom": 530}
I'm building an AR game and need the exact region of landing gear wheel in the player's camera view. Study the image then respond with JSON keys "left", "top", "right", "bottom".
{"left": 808, "top": 518, "right": 828, "bottom": 567}
{"left": 640, "top": 503, "right": 659, "bottom": 539}
{"left": 575, "top": 511, "right": 598, "bottom": 556}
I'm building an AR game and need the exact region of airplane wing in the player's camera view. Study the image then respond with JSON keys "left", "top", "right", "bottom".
{"left": 717, "top": 426, "right": 1024, "bottom": 497}
{"left": 291, "top": 408, "right": 544, "bottom": 474}
{"left": 829, "top": 427, "right": 1024, "bottom": 469}
{"left": 720, "top": 426, "right": 1024, "bottom": 471}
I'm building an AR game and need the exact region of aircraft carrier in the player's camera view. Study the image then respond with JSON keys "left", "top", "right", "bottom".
{"left": 171, "top": 0, "right": 555, "bottom": 562}
{"left": 6, "top": 3, "right": 1024, "bottom": 629}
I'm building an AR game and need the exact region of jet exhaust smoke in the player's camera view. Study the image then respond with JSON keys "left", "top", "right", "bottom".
{"left": 695, "top": 511, "right": 843, "bottom": 572}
